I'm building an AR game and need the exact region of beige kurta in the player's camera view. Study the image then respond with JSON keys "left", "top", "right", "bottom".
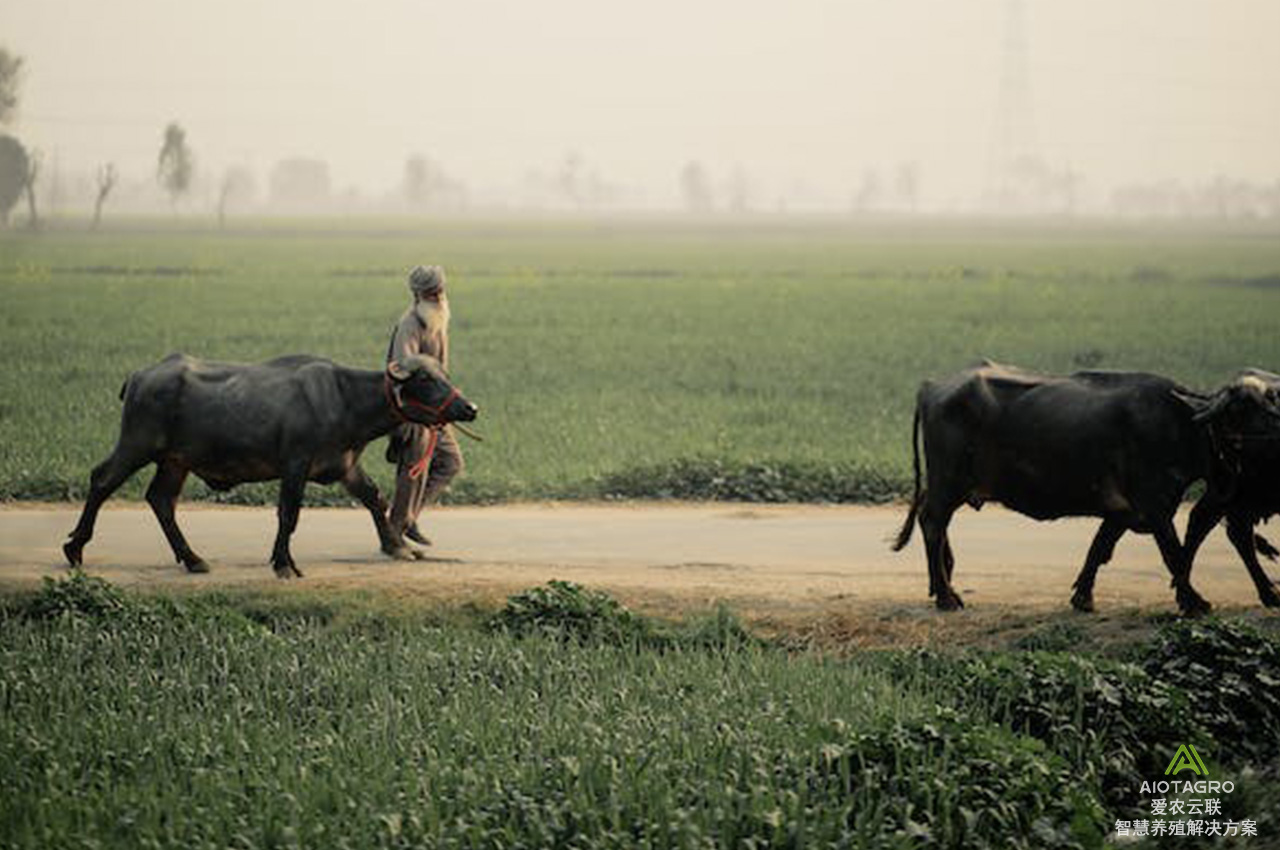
{"left": 386, "top": 307, "right": 463, "bottom": 535}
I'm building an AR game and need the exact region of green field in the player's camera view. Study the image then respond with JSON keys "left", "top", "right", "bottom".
{"left": 2, "top": 217, "right": 1279, "bottom": 504}
{"left": 2, "top": 577, "right": 1279, "bottom": 849}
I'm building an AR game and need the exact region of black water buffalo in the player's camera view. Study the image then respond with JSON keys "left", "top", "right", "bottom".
{"left": 1183, "top": 369, "right": 1280, "bottom": 607}
{"left": 64, "top": 353, "right": 477, "bottom": 577}
{"left": 891, "top": 361, "right": 1280, "bottom": 614}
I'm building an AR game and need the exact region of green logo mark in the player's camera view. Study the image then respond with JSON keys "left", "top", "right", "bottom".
{"left": 1165, "top": 744, "right": 1208, "bottom": 776}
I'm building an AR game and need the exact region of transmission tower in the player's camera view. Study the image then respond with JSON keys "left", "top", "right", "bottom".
{"left": 983, "top": 0, "right": 1047, "bottom": 212}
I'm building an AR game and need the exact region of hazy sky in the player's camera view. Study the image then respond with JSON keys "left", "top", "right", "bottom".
{"left": 4, "top": 0, "right": 1279, "bottom": 209}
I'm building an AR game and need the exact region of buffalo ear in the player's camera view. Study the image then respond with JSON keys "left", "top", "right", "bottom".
{"left": 387, "top": 361, "right": 412, "bottom": 382}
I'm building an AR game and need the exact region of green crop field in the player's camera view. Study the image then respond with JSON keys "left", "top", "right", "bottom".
{"left": 2, "top": 576, "right": 1279, "bottom": 849}
{"left": 2, "top": 217, "right": 1279, "bottom": 504}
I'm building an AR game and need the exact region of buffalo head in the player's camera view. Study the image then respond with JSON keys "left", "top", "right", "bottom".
{"left": 1191, "top": 372, "right": 1280, "bottom": 430}
{"left": 389, "top": 356, "right": 478, "bottom": 425}
{"left": 1179, "top": 371, "right": 1280, "bottom": 480}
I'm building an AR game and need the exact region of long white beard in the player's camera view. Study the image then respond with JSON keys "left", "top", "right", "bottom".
{"left": 415, "top": 296, "right": 450, "bottom": 339}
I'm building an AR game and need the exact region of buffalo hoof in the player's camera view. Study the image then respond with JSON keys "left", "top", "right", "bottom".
{"left": 272, "top": 558, "right": 303, "bottom": 579}
{"left": 935, "top": 592, "right": 965, "bottom": 612}
{"left": 386, "top": 545, "right": 426, "bottom": 562}
{"left": 63, "top": 540, "right": 84, "bottom": 567}
{"left": 1177, "top": 592, "right": 1212, "bottom": 618}
{"left": 1259, "top": 585, "right": 1280, "bottom": 608}
{"left": 184, "top": 559, "right": 210, "bottom": 574}
{"left": 1070, "top": 592, "right": 1095, "bottom": 614}
{"left": 405, "top": 524, "right": 433, "bottom": 546}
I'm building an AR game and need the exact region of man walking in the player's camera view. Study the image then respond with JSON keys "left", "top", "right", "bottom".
{"left": 386, "top": 264, "right": 464, "bottom": 546}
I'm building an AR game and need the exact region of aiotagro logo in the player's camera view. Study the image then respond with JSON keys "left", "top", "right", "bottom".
{"left": 1111, "top": 744, "right": 1260, "bottom": 840}
{"left": 1164, "top": 743, "right": 1208, "bottom": 776}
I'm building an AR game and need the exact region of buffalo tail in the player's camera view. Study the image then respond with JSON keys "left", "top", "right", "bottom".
{"left": 891, "top": 400, "right": 923, "bottom": 552}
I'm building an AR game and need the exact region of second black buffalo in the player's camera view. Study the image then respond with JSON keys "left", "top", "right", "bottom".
{"left": 892, "top": 360, "right": 1280, "bottom": 614}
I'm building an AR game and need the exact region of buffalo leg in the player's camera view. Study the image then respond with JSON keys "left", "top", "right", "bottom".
{"left": 145, "top": 460, "right": 208, "bottom": 573}
{"left": 341, "top": 465, "right": 423, "bottom": 561}
{"left": 928, "top": 536, "right": 956, "bottom": 598}
{"left": 920, "top": 500, "right": 963, "bottom": 610}
{"left": 1151, "top": 518, "right": 1210, "bottom": 616}
{"left": 1070, "top": 518, "right": 1127, "bottom": 613}
{"left": 1225, "top": 517, "right": 1280, "bottom": 607}
{"left": 1185, "top": 499, "right": 1278, "bottom": 607}
{"left": 64, "top": 449, "right": 150, "bottom": 566}
{"left": 1182, "top": 497, "right": 1226, "bottom": 577}
{"left": 270, "top": 466, "right": 307, "bottom": 578}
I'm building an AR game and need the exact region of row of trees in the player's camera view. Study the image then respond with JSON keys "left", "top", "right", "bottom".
{"left": 0, "top": 43, "right": 203, "bottom": 229}
{"left": 1, "top": 45, "right": 827, "bottom": 220}
{"left": 0, "top": 53, "right": 906, "bottom": 221}
{"left": 0, "top": 40, "right": 463, "bottom": 224}
{"left": 7, "top": 43, "right": 1279, "bottom": 222}
{"left": 1109, "top": 176, "right": 1280, "bottom": 220}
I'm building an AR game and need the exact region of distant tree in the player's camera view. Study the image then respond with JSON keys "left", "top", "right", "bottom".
{"left": 157, "top": 122, "right": 194, "bottom": 209}
{"left": 557, "top": 151, "right": 585, "bottom": 207}
{"left": 403, "top": 154, "right": 435, "bottom": 206}
{"left": 895, "top": 162, "right": 919, "bottom": 214}
{"left": 726, "top": 166, "right": 750, "bottom": 213}
{"left": 680, "top": 160, "right": 713, "bottom": 213}
{"left": 1053, "top": 167, "right": 1081, "bottom": 216}
{"left": 852, "top": 169, "right": 881, "bottom": 214}
{"left": 0, "top": 133, "right": 28, "bottom": 226}
{"left": 217, "top": 166, "right": 255, "bottom": 227}
{"left": 0, "top": 47, "right": 22, "bottom": 127}
{"left": 402, "top": 153, "right": 470, "bottom": 210}
{"left": 22, "top": 147, "right": 39, "bottom": 228}
{"left": 92, "top": 163, "right": 117, "bottom": 230}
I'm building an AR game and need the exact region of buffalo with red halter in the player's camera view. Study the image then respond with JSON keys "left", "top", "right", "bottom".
{"left": 64, "top": 352, "right": 477, "bottom": 577}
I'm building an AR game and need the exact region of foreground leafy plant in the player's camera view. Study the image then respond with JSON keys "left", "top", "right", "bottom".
{"left": 1142, "top": 618, "right": 1280, "bottom": 763}
{"left": 814, "top": 710, "right": 1107, "bottom": 849}
{"left": 22, "top": 570, "right": 129, "bottom": 621}
{"left": 487, "top": 580, "right": 654, "bottom": 645}
{"left": 882, "top": 650, "right": 1197, "bottom": 814}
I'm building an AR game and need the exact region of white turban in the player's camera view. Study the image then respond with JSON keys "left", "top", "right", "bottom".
{"left": 407, "top": 265, "right": 446, "bottom": 297}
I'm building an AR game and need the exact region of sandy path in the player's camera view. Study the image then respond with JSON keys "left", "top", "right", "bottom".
{"left": 1, "top": 502, "right": 1273, "bottom": 625}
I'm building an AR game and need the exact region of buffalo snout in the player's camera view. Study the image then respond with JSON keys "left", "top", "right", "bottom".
{"left": 452, "top": 398, "right": 479, "bottom": 423}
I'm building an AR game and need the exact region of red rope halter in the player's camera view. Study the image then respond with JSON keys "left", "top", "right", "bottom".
{"left": 384, "top": 373, "right": 459, "bottom": 479}
{"left": 409, "top": 427, "right": 441, "bottom": 480}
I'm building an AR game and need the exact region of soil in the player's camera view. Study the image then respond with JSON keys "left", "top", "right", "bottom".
{"left": 3, "top": 502, "right": 1276, "bottom": 647}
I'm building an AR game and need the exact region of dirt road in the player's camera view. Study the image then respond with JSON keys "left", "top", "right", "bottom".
{"left": 2, "top": 503, "right": 1273, "bottom": 631}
